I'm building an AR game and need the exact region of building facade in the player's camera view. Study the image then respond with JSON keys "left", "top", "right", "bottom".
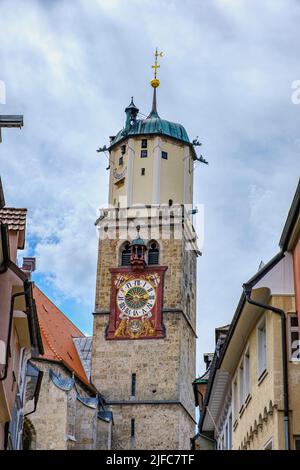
{"left": 91, "top": 62, "right": 200, "bottom": 449}
{"left": 0, "top": 180, "right": 43, "bottom": 450}
{"left": 198, "top": 179, "right": 300, "bottom": 450}
{"left": 25, "top": 285, "right": 112, "bottom": 450}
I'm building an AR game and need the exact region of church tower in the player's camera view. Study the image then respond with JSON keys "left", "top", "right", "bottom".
{"left": 91, "top": 51, "right": 200, "bottom": 450}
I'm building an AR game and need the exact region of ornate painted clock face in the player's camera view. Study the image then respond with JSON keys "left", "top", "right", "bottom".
{"left": 107, "top": 269, "right": 166, "bottom": 340}
{"left": 117, "top": 279, "right": 156, "bottom": 318}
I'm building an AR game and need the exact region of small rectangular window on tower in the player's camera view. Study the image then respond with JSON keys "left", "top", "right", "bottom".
{"left": 161, "top": 151, "right": 168, "bottom": 160}
{"left": 141, "top": 139, "right": 147, "bottom": 148}
{"left": 141, "top": 150, "right": 147, "bottom": 158}
{"left": 141, "top": 168, "right": 145, "bottom": 176}
{"left": 121, "top": 144, "right": 126, "bottom": 155}
{"left": 131, "top": 373, "right": 136, "bottom": 396}
{"left": 131, "top": 418, "right": 135, "bottom": 438}
{"left": 119, "top": 156, "right": 123, "bottom": 166}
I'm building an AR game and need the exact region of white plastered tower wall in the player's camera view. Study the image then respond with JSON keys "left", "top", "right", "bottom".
{"left": 108, "top": 136, "right": 194, "bottom": 208}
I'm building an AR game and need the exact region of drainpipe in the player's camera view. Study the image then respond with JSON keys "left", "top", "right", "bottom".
{"left": 243, "top": 283, "right": 290, "bottom": 450}
{"left": 24, "top": 370, "right": 43, "bottom": 417}
{"left": 0, "top": 291, "right": 27, "bottom": 381}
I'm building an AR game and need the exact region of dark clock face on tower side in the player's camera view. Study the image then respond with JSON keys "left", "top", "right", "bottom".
{"left": 117, "top": 279, "right": 156, "bottom": 318}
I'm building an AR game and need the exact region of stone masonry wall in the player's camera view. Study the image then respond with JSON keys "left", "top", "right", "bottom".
{"left": 26, "top": 361, "right": 111, "bottom": 450}
{"left": 110, "top": 403, "right": 194, "bottom": 450}
{"left": 92, "top": 218, "right": 197, "bottom": 449}
{"left": 26, "top": 361, "right": 69, "bottom": 450}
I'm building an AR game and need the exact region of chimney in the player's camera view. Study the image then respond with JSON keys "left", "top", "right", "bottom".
{"left": 22, "top": 257, "right": 36, "bottom": 280}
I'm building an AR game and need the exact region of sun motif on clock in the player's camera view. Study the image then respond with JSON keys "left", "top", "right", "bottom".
{"left": 117, "top": 279, "right": 156, "bottom": 318}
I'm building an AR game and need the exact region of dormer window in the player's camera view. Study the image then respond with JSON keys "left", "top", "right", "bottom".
{"left": 141, "top": 139, "right": 147, "bottom": 149}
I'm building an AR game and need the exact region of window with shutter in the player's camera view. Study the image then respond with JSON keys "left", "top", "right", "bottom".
{"left": 121, "top": 242, "right": 131, "bottom": 266}
{"left": 148, "top": 241, "right": 159, "bottom": 265}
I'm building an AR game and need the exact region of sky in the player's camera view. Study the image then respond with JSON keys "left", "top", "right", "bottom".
{"left": 0, "top": 0, "right": 299, "bottom": 375}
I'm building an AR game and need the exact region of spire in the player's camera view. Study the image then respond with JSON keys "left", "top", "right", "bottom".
{"left": 130, "top": 225, "right": 147, "bottom": 269}
{"left": 124, "top": 96, "right": 139, "bottom": 130}
{"left": 148, "top": 48, "right": 163, "bottom": 119}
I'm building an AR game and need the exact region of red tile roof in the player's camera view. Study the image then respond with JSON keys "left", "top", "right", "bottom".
{"left": 0, "top": 207, "right": 27, "bottom": 248}
{"left": 33, "top": 285, "right": 92, "bottom": 389}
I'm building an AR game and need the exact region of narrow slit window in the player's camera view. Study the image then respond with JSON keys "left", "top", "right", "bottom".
{"left": 257, "top": 317, "right": 267, "bottom": 378}
{"left": 244, "top": 349, "right": 250, "bottom": 399}
{"left": 131, "top": 373, "right": 136, "bottom": 396}
{"left": 131, "top": 418, "right": 135, "bottom": 438}
{"left": 141, "top": 139, "right": 147, "bottom": 148}
{"left": 141, "top": 168, "right": 145, "bottom": 176}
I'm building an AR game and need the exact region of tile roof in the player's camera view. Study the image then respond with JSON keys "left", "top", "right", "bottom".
{"left": 0, "top": 207, "right": 27, "bottom": 248}
{"left": 33, "top": 285, "right": 92, "bottom": 389}
{"left": 73, "top": 337, "right": 93, "bottom": 381}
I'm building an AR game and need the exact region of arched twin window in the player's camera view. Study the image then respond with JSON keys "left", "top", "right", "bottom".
{"left": 121, "top": 242, "right": 131, "bottom": 266}
{"left": 120, "top": 240, "right": 160, "bottom": 266}
{"left": 147, "top": 241, "right": 159, "bottom": 265}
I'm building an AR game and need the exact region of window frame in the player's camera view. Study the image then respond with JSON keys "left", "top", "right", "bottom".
{"left": 288, "top": 313, "right": 300, "bottom": 362}
{"left": 238, "top": 362, "right": 244, "bottom": 414}
{"left": 120, "top": 242, "right": 131, "bottom": 266}
{"left": 147, "top": 241, "right": 159, "bottom": 265}
{"left": 263, "top": 437, "right": 273, "bottom": 450}
{"left": 294, "top": 436, "right": 300, "bottom": 450}
{"left": 257, "top": 316, "right": 267, "bottom": 380}
{"left": 217, "top": 407, "right": 232, "bottom": 451}
{"left": 244, "top": 347, "right": 251, "bottom": 402}
{"left": 232, "top": 376, "right": 238, "bottom": 423}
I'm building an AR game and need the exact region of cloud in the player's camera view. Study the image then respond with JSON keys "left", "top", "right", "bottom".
{"left": 0, "top": 0, "right": 299, "bottom": 374}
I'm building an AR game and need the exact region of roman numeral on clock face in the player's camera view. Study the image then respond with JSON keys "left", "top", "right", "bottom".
{"left": 116, "top": 278, "right": 156, "bottom": 318}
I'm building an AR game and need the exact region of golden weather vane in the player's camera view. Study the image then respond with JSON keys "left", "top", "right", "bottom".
{"left": 151, "top": 48, "right": 163, "bottom": 88}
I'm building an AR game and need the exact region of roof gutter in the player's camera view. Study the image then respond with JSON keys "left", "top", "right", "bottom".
{"left": 242, "top": 281, "right": 290, "bottom": 450}
{"left": 24, "top": 368, "right": 44, "bottom": 417}
{"left": 0, "top": 223, "right": 10, "bottom": 274}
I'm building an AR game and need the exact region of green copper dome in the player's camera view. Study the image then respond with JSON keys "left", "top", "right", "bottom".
{"left": 131, "top": 235, "right": 146, "bottom": 247}
{"left": 109, "top": 93, "right": 190, "bottom": 149}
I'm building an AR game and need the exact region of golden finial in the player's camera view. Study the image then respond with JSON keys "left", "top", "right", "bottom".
{"left": 151, "top": 48, "right": 163, "bottom": 88}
